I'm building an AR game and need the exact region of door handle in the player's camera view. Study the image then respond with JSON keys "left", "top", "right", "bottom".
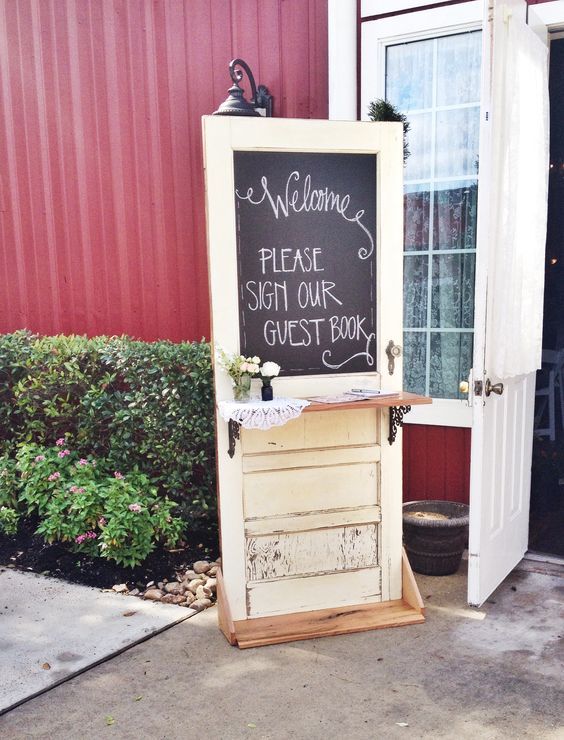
{"left": 485, "top": 379, "right": 504, "bottom": 397}
{"left": 385, "top": 340, "right": 402, "bottom": 375}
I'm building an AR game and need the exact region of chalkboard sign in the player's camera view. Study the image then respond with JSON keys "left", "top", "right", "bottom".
{"left": 234, "top": 151, "right": 377, "bottom": 376}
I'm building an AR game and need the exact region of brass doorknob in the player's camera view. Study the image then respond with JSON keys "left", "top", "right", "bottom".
{"left": 459, "top": 381, "right": 469, "bottom": 394}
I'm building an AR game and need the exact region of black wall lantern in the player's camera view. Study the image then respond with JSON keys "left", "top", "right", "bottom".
{"left": 213, "top": 58, "right": 273, "bottom": 117}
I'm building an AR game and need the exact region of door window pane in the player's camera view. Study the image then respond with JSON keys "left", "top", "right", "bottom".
{"left": 386, "top": 39, "right": 434, "bottom": 111}
{"left": 405, "top": 185, "right": 431, "bottom": 251}
{"left": 435, "top": 108, "right": 480, "bottom": 178}
{"left": 433, "top": 181, "right": 478, "bottom": 251}
{"left": 386, "top": 30, "right": 481, "bottom": 398}
{"left": 429, "top": 332, "right": 474, "bottom": 398}
{"left": 404, "top": 255, "right": 429, "bottom": 328}
{"left": 431, "top": 253, "right": 475, "bottom": 329}
{"left": 404, "top": 332, "right": 427, "bottom": 396}
{"left": 436, "top": 33, "right": 482, "bottom": 106}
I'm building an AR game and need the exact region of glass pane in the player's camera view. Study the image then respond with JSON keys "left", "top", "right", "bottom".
{"left": 429, "top": 332, "right": 473, "bottom": 398}
{"left": 433, "top": 180, "right": 478, "bottom": 250}
{"left": 431, "top": 253, "right": 475, "bottom": 329}
{"left": 436, "top": 32, "right": 481, "bottom": 106}
{"left": 435, "top": 107, "right": 480, "bottom": 178}
{"left": 404, "top": 332, "right": 427, "bottom": 395}
{"left": 405, "top": 112, "right": 433, "bottom": 181}
{"left": 386, "top": 39, "right": 433, "bottom": 111}
{"left": 404, "top": 255, "right": 429, "bottom": 328}
{"left": 404, "top": 185, "right": 430, "bottom": 251}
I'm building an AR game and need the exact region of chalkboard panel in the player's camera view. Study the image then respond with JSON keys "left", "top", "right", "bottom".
{"left": 234, "top": 151, "right": 377, "bottom": 376}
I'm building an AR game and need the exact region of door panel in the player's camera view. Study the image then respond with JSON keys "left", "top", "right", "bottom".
{"left": 468, "top": 375, "right": 536, "bottom": 604}
{"left": 467, "top": 0, "right": 549, "bottom": 605}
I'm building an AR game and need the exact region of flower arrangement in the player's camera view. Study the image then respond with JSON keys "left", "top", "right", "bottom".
{"left": 217, "top": 349, "right": 261, "bottom": 401}
{"left": 216, "top": 349, "right": 282, "bottom": 402}
{"left": 260, "top": 361, "right": 281, "bottom": 387}
{"left": 260, "top": 361, "right": 281, "bottom": 401}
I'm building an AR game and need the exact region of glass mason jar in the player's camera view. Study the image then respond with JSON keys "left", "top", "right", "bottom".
{"left": 233, "top": 374, "right": 252, "bottom": 402}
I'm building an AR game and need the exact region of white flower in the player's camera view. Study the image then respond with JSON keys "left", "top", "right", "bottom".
{"left": 247, "top": 363, "right": 259, "bottom": 373}
{"left": 240, "top": 362, "right": 250, "bottom": 372}
{"left": 251, "top": 356, "right": 260, "bottom": 364}
{"left": 261, "top": 361, "right": 281, "bottom": 378}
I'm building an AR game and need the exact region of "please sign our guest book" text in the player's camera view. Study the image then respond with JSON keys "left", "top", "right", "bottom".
{"left": 234, "top": 151, "right": 378, "bottom": 376}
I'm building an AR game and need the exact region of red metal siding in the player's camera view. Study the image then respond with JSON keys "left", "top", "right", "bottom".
{"left": 0, "top": 0, "right": 328, "bottom": 341}
{"left": 403, "top": 425, "right": 471, "bottom": 504}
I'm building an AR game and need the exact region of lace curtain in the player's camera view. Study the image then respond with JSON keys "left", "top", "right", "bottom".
{"left": 386, "top": 31, "right": 481, "bottom": 398}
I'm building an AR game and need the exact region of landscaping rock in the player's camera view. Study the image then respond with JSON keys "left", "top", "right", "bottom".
{"left": 143, "top": 589, "right": 163, "bottom": 602}
{"left": 181, "top": 570, "right": 198, "bottom": 582}
{"left": 112, "top": 583, "right": 128, "bottom": 593}
{"left": 187, "top": 579, "right": 203, "bottom": 595}
{"left": 164, "top": 582, "right": 184, "bottom": 595}
{"left": 205, "top": 578, "right": 217, "bottom": 592}
{"left": 193, "top": 561, "right": 211, "bottom": 575}
{"left": 207, "top": 565, "right": 218, "bottom": 577}
{"left": 195, "top": 584, "right": 212, "bottom": 600}
{"left": 190, "top": 598, "right": 212, "bottom": 612}
{"left": 161, "top": 594, "right": 186, "bottom": 605}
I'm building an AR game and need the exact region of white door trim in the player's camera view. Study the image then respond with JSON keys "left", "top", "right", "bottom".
{"left": 328, "top": 0, "right": 357, "bottom": 121}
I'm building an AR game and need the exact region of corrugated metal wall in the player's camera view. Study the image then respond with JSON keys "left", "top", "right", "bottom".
{"left": 403, "top": 426, "right": 471, "bottom": 504}
{"left": 0, "top": 0, "right": 328, "bottom": 341}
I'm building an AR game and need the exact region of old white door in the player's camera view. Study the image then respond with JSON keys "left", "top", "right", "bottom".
{"left": 204, "top": 117, "right": 405, "bottom": 621}
{"left": 467, "top": 0, "right": 549, "bottom": 605}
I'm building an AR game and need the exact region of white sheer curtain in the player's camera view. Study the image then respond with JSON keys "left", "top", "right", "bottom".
{"left": 488, "top": 8, "right": 549, "bottom": 379}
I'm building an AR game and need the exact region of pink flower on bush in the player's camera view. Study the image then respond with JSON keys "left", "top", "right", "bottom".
{"left": 58, "top": 449, "right": 70, "bottom": 458}
{"left": 56, "top": 438, "right": 65, "bottom": 446}
{"left": 114, "top": 471, "right": 124, "bottom": 480}
{"left": 128, "top": 503, "right": 142, "bottom": 513}
{"left": 98, "top": 517, "right": 107, "bottom": 527}
{"left": 70, "top": 485, "right": 85, "bottom": 494}
{"left": 78, "top": 459, "right": 89, "bottom": 466}
{"left": 34, "top": 455, "right": 45, "bottom": 462}
{"left": 48, "top": 472, "right": 61, "bottom": 481}
{"left": 75, "top": 531, "right": 97, "bottom": 544}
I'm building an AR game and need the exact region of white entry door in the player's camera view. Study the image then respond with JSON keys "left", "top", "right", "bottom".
{"left": 467, "top": 0, "right": 550, "bottom": 605}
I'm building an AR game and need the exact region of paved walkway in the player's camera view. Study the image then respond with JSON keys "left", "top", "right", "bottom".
{"left": 0, "top": 569, "right": 195, "bottom": 714}
{"left": 1, "top": 562, "right": 562, "bottom": 739}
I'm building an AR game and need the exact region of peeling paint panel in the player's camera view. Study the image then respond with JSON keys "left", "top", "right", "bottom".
{"left": 246, "top": 524, "right": 379, "bottom": 581}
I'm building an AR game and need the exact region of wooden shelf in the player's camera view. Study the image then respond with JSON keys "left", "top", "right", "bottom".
{"left": 303, "top": 391, "right": 431, "bottom": 414}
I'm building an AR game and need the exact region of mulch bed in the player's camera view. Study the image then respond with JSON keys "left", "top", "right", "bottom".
{"left": 0, "top": 515, "right": 220, "bottom": 590}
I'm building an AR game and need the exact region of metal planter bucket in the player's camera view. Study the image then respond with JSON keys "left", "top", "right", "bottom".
{"left": 403, "top": 500, "right": 470, "bottom": 576}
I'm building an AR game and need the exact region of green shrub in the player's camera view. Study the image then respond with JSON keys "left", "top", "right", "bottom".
{"left": 0, "top": 506, "right": 18, "bottom": 535}
{"left": 0, "top": 455, "right": 20, "bottom": 534}
{"left": 0, "top": 330, "right": 34, "bottom": 454}
{"left": 16, "top": 441, "right": 183, "bottom": 567}
{"left": 0, "top": 333, "right": 216, "bottom": 524}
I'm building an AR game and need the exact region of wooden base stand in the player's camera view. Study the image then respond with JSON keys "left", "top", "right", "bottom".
{"left": 216, "top": 551, "right": 425, "bottom": 649}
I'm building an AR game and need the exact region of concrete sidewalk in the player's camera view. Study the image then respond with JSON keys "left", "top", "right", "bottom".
{"left": 1, "top": 563, "right": 562, "bottom": 739}
{"left": 0, "top": 569, "right": 196, "bottom": 714}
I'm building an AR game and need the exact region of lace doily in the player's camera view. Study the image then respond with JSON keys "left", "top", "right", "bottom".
{"left": 218, "top": 397, "right": 311, "bottom": 431}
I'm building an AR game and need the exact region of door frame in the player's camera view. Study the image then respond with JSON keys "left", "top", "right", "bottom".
{"left": 331, "top": 0, "right": 563, "bottom": 594}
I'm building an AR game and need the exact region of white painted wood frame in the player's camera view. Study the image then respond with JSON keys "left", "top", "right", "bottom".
{"left": 202, "top": 117, "right": 404, "bottom": 623}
